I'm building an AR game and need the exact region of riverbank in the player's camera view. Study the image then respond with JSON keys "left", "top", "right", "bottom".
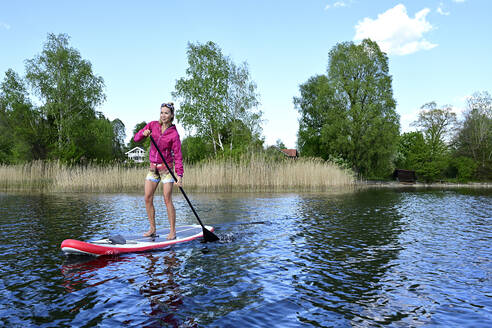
{"left": 361, "top": 180, "right": 492, "bottom": 188}
{"left": 0, "top": 158, "right": 355, "bottom": 193}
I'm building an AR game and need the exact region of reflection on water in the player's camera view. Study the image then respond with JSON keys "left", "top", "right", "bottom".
{"left": 0, "top": 189, "right": 491, "bottom": 327}
{"left": 60, "top": 251, "right": 193, "bottom": 327}
{"left": 292, "top": 190, "right": 407, "bottom": 326}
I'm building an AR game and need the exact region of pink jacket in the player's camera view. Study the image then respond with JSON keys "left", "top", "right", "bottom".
{"left": 134, "top": 121, "right": 184, "bottom": 176}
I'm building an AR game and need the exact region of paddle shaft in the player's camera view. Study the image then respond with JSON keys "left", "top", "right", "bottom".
{"left": 149, "top": 135, "right": 217, "bottom": 241}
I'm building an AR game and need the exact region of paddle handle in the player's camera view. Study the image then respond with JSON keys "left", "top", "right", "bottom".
{"left": 149, "top": 135, "right": 207, "bottom": 230}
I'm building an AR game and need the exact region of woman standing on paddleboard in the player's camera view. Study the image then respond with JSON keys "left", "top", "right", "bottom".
{"left": 134, "top": 102, "right": 183, "bottom": 240}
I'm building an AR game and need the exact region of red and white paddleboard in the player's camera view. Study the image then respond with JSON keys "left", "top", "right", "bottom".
{"left": 61, "top": 224, "right": 213, "bottom": 257}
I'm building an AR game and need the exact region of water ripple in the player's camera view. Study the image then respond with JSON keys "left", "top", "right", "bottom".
{"left": 0, "top": 189, "right": 491, "bottom": 327}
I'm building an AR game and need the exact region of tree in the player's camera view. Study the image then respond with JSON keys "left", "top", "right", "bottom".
{"left": 405, "top": 102, "right": 458, "bottom": 181}
{"left": 447, "top": 156, "right": 478, "bottom": 181}
{"left": 127, "top": 121, "right": 149, "bottom": 152}
{"left": 0, "top": 69, "right": 24, "bottom": 162}
{"left": 294, "top": 75, "right": 333, "bottom": 157}
{"left": 0, "top": 69, "right": 50, "bottom": 163}
{"left": 295, "top": 39, "right": 400, "bottom": 177}
{"left": 25, "top": 33, "right": 106, "bottom": 161}
{"left": 173, "top": 41, "right": 262, "bottom": 156}
{"left": 395, "top": 131, "right": 447, "bottom": 182}
{"left": 218, "top": 118, "right": 263, "bottom": 158}
{"left": 111, "top": 118, "right": 126, "bottom": 160}
{"left": 412, "top": 102, "right": 457, "bottom": 158}
{"left": 224, "top": 61, "right": 262, "bottom": 151}
{"left": 275, "top": 139, "right": 286, "bottom": 149}
{"left": 395, "top": 131, "right": 426, "bottom": 170}
{"left": 454, "top": 91, "right": 492, "bottom": 179}
{"left": 181, "top": 135, "right": 214, "bottom": 164}
{"left": 77, "top": 115, "right": 127, "bottom": 162}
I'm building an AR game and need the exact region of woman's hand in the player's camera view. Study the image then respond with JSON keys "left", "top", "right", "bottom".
{"left": 175, "top": 176, "right": 183, "bottom": 187}
{"left": 143, "top": 129, "right": 151, "bottom": 137}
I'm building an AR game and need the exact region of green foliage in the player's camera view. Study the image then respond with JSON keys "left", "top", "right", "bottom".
{"left": 219, "top": 119, "right": 263, "bottom": 154}
{"left": 454, "top": 91, "right": 492, "bottom": 180}
{"left": 181, "top": 135, "right": 214, "bottom": 164}
{"left": 327, "top": 154, "right": 352, "bottom": 171}
{"left": 412, "top": 102, "right": 457, "bottom": 157}
{"left": 25, "top": 33, "right": 111, "bottom": 162}
{"left": 295, "top": 39, "right": 400, "bottom": 178}
{"left": 415, "top": 158, "right": 448, "bottom": 182}
{"left": 173, "top": 41, "right": 262, "bottom": 156}
{"left": 400, "top": 102, "right": 460, "bottom": 182}
{"left": 0, "top": 33, "right": 126, "bottom": 164}
{"left": 111, "top": 118, "right": 126, "bottom": 160}
{"left": 0, "top": 70, "right": 22, "bottom": 163}
{"left": 294, "top": 75, "right": 332, "bottom": 158}
{"left": 395, "top": 131, "right": 427, "bottom": 170}
{"left": 127, "top": 121, "right": 149, "bottom": 152}
{"left": 9, "top": 101, "right": 51, "bottom": 162}
{"left": 0, "top": 69, "right": 51, "bottom": 163}
{"left": 447, "top": 156, "right": 478, "bottom": 182}
{"left": 85, "top": 116, "right": 115, "bottom": 161}
{"left": 396, "top": 131, "right": 452, "bottom": 182}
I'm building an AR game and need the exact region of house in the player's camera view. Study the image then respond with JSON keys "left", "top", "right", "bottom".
{"left": 393, "top": 169, "right": 417, "bottom": 183}
{"left": 125, "top": 147, "right": 145, "bottom": 163}
{"left": 279, "top": 149, "right": 299, "bottom": 158}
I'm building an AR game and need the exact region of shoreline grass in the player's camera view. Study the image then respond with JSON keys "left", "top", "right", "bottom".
{"left": 0, "top": 157, "right": 356, "bottom": 193}
{"left": 2, "top": 160, "right": 489, "bottom": 194}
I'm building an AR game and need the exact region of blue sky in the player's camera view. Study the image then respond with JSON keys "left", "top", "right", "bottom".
{"left": 1, "top": 0, "right": 490, "bottom": 148}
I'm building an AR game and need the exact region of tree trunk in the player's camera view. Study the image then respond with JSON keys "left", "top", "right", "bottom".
{"left": 217, "top": 132, "right": 224, "bottom": 151}
{"left": 209, "top": 125, "right": 217, "bottom": 155}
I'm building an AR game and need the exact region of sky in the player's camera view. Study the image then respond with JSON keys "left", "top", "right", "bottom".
{"left": 1, "top": 0, "right": 491, "bottom": 148}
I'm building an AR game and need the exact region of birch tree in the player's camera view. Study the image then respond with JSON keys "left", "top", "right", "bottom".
{"left": 173, "top": 41, "right": 261, "bottom": 156}
{"left": 25, "top": 33, "right": 106, "bottom": 160}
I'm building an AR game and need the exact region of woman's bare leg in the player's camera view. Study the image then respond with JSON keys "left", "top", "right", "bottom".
{"left": 163, "top": 182, "right": 176, "bottom": 240}
{"left": 144, "top": 179, "right": 159, "bottom": 236}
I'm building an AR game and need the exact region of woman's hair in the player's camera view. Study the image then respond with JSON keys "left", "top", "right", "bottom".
{"left": 160, "top": 102, "right": 175, "bottom": 123}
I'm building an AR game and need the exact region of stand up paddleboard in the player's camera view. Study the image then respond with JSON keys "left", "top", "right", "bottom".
{"left": 61, "top": 224, "right": 213, "bottom": 257}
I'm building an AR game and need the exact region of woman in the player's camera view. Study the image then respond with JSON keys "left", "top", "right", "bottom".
{"left": 134, "top": 102, "right": 183, "bottom": 240}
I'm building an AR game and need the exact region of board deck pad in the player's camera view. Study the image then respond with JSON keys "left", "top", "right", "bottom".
{"left": 61, "top": 224, "right": 212, "bottom": 257}
{"left": 97, "top": 225, "right": 203, "bottom": 244}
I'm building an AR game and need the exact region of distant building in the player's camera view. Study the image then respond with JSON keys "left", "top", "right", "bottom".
{"left": 279, "top": 149, "right": 299, "bottom": 158}
{"left": 393, "top": 169, "right": 417, "bottom": 183}
{"left": 125, "top": 147, "right": 145, "bottom": 163}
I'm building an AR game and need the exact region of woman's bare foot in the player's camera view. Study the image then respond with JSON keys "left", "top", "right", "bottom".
{"left": 167, "top": 232, "right": 176, "bottom": 240}
{"left": 143, "top": 229, "right": 156, "bottom": 237}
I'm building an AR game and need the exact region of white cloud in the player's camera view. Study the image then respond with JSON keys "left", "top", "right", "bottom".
{"left": 0, "top": 22, "right": 11, "bottom": 30}
{"left": 325, "top": 1, "right": 349, "bottom": 10}
{"left": 354, "top": 4, "right": 437, "bottom": 55}
{"left": 437, "top": 2, "right": 450, "bottom": 16}
{"left": 453, "top": 0, "right": 466, "bottom": 3}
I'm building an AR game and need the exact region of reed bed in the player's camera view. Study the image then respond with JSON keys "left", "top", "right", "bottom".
{"left": 0, "top": 161, "right": 143, "bottom": 192}
{"left": 187, "top": 155, "right": 355, "bottom": 192}
{"left": 0, "top": 157, "right": 355, "bottom": 193}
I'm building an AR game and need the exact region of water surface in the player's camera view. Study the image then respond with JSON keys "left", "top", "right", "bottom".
{"left": 0, "top": 188, "right": 491, "bottom": 327}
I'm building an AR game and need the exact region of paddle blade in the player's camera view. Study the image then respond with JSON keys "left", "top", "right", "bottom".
{"left": 202, "top": 227, "right": 220, "bottom": 242}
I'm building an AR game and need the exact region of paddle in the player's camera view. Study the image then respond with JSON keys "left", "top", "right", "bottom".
{"left": 149, "top": 135, "right": 219, "bottom": 242}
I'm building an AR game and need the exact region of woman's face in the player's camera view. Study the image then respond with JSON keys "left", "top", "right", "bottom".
{"left": 160, "top": 107, "right": 173, "bottom": 124}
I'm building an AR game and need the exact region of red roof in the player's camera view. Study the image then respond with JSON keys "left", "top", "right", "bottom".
{"left": 280, "top": 149, "right": 298, "bottom": 157}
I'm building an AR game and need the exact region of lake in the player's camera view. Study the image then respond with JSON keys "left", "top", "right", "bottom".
{"left": 0, "top": 188, "right": 491, "bottom": 327}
